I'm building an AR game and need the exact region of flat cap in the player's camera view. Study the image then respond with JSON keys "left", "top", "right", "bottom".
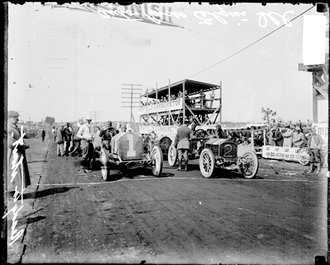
{"left": 85, "top": 117, "right": 92, "bottom": 121}
{"left": 8, "top": 110, "right": 19, "bottom": 118}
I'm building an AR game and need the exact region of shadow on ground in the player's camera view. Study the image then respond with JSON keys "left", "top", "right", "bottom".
{"left": 23, "top": 186, "right": 78, "bottom": 199}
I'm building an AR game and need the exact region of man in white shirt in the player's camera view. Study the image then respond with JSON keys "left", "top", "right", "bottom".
{"left": 77, "top": 117, "right": 94, "bottom": 172}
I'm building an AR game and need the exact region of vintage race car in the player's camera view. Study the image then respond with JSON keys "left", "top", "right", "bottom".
{"left": 199, "top": 138, "right": 259, "bottom": 178}
{"left": 168, "top": 133, "right": 259, "bottom": 179}
{"left": 99, "top": 131, "right": 163, "bottom": 181}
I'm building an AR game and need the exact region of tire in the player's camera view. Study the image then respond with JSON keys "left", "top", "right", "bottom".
{"left": 199, "top": 148, "right": 215, "bottom": 178}
{"left": 151, "top": 146, "right": 163, "bottom": 177}
{"left": 167, "top": 144, "right": 177, "bottom": 167}
{"left": 297, "top": 147, "right": 310, "bottom": 166}
{"left": 100, "top": 148, "right": 111, "bottom": 181}
{"left": 239, "top": 150, "right": 259, "bottom": 179}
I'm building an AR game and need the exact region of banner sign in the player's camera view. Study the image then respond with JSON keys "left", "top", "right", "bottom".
{"left": 262, "top": 145, "right": 303, "bottom": 162}
{"left": 48, "top": 3, "right": 184, "bottom": 28}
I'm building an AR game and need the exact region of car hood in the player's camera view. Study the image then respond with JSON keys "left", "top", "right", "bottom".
{"left": 205, "top": 138, "right": 236, "bottom": 146}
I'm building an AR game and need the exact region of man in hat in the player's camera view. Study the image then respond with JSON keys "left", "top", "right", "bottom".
{"left": 77, "top": 117, "right": 94, "bottom": 172}
{"left": 292, "top": 126, "right": 305, "bottom": 148}
{"left": 306, "top": 127, "right": 323, "bottom": 174}
{"left": 7, "top": 111, "right": 31, "bottom": 195}
{"left": 174, "top": 120, "right": 192, "bottom": 171}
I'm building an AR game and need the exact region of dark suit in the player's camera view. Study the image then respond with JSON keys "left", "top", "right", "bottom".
{"left": 7, "top": 123, "right": 31, "bottom": 192}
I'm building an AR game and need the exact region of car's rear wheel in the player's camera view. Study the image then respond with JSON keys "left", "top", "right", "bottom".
{"left": 297, "top": 147, "right": 310, "bottom": 166}
{"left": 239, "top": 151, "right": 259, "bottom": 179}
{"left": 151, "top": 146, "right": 163, "bottom": 177}
{"left": 167, "top": 145, "right": 177, "bottom": 167}
{"left": 199, "top": 148, "right": 215, "bottom": 178}
{"left": 100, "top": 148, "right": 111, "bottom": 181}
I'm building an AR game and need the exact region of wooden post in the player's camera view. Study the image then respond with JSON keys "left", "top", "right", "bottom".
{"left": 168, "top": 79, "right": 171, "bottom": 126}
{"left": 183, "top": 80, "right": 186, "bottom": 125}
{"left": 219, "top": 81, "right": 222, "bottom": 123}
{"left": 156, "top": 83, "right": 159, "bottom": 125}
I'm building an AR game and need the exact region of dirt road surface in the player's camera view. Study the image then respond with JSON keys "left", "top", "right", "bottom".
{"left": 3, "top": 138, "right": 327, "bottom": 264}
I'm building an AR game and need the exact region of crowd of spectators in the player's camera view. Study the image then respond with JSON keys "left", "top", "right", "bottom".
{"left": 141, "top": 89, "right": 216, "bottom": 109}
{"left": 52, "top": 119, "right": 132, "bottom": 172}
{"left": 223, "top": 120, "right": 321, "bottom": 149}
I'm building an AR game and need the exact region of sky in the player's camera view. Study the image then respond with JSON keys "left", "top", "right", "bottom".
{"left": 7, "top": 2, "right": 328, "bottom": 123}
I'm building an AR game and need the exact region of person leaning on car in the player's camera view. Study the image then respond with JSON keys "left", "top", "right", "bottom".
{"left": 99, "top": 121, "right": 116, "bottom": 150}
{"left": 174, "top": 120, "right": 192, "bottom": 171}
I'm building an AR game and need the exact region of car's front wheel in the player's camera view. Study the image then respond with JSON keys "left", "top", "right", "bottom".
{"left": 199, "top": 148, "right": 215, "bottom": 178}
{"left": 167, "top": 144, "right": 177, "bottom": 167}
{"left": 239, "top": 151, "right": 259, "bottom": 179}
{"left": 297, "top": 147, "right": 310, "bottom": 166}
{"left": 151, "top": 146, "right": 163, "bottom": 177}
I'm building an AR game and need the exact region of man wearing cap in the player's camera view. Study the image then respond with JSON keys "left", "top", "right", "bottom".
{"left": 77, "top": 117, "right": 94, "bottom": 172}
{"left": 306, "top": 128, "right": 323, "bottom": 174}
{"left": 7, "top": 111, "right": 31, "bottom": 195}
{"left": 292, "top": 126, "right": 305, "bottom": 148}
{"left": 174, "top": 121, "right": 192, "bottom": 171}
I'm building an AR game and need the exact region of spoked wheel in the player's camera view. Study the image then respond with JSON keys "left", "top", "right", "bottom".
{"left": 100, "top": 148, "right": 111, "bottom": 181}
{"left": 199, "top": 148, "right": 215, "bottom": 178}
{"left": 297, "top": 147, "right": 310, "bottom": 166}
{"left": 151, "top": 146, "right": 163, "bottom": 177}
{"left": 167, "top": 145, "right": 177, "bottom": 167}
{"left": 239, "top": 151, "right": 259, "bottom": 179}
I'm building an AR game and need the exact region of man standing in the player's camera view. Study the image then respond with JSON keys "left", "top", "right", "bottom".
{"left": 306, "top": 128, "right": 323, "bottom": 174}
{"left": 77, "top": 117, "right": 94, "bottom": 173}
{"left": 70, "top": 119, "right": 83, "bottom": 156}
{"left": 62, "top": 123, "right": 72, "bottom": 156}
{"left": 282, "top": 124, "right": 294, "bottom": 147}
{"left": 55, "top": 125, "right": 65, "bottom": 157}
{"left": 174, "top": 121, "right": 192, "bottom": 171}
{"left": 272, "top": 125, "right": 283, "bottom": 147}
{"left": 41, "top": 129, "right": 46, "bottom": 141}
{"left": 52, "top": 126, "right": 56, "bottom": 143}
{"left": 7, "top": 111, "right": 31, "bottom": 196}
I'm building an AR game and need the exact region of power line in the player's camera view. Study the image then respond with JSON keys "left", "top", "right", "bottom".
{"left": 121, "top": 84, "right": 142, "bottom": 123}
{"left": 188, "top": 5, "right": 315, "bottom": 78}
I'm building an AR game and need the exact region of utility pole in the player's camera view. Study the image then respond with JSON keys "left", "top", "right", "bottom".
{"left": 219, "top": 81, "right": 222, "bottom": 123}
{"left": 121, "top": 83, "right": 142, "bottom": 124}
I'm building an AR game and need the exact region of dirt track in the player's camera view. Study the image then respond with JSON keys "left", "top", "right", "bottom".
{"left": 5, "top": 139, "right": 328, "bottom": 264}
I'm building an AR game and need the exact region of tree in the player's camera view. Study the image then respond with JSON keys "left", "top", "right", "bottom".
{"left": 261, "top": 107, "right": 277, "bottom": 125}
{"left": 45, "top": 116, "right": 55, "bottom": 125}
